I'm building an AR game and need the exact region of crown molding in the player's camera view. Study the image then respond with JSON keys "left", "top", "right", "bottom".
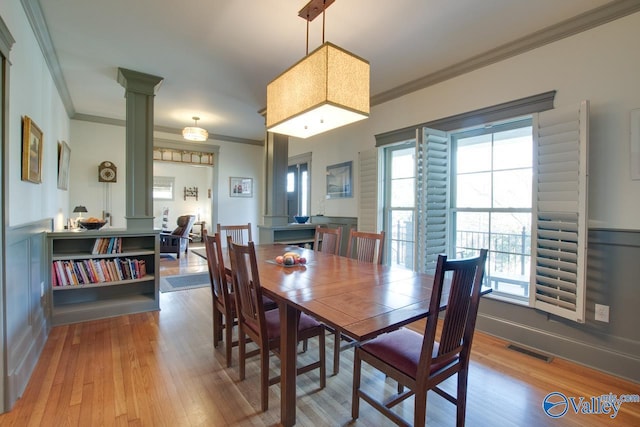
{"left": 73, "top": 113, "right": 264, "bottom": 146}
{"left": 370, "top": 0, "right": 640, "bottom": 106}
{"left": 20, "top": 0, "right": 75, "bottom": 117}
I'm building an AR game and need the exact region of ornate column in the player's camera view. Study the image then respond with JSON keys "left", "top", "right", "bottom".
{"left": 117, "top": 68, "right": 163, "bottom": 231}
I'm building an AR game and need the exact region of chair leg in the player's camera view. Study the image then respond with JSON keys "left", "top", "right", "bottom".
{"left": 319, "top": 328, "right": 326, "bottom": 389}
{"left": 212, "top": 306, "right": 221, "bottom": 348}
{"left": 333, "top": 330, "right": 341, "bottom": 375}
{"left": 260, "top": 348, "right": 270, "bottom": 412}
{"left": 414, "top": 390, "right": 427, "bottom": 427}
{"left": 351, "top": 348, "right": 362, "bottom": 420}
{"left": 238, "top": 329, "right": 246, "bottom": 381}
{"left": 224, "top": 314, "right": 233, "bottom": 368}
{"left": 456, "top": 367, "right": 469, "bottom": 427}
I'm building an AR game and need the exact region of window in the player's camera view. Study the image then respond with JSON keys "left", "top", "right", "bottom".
{"left": 153, "top": 176, "right": 175, "bottom": 200}
{"left": 451, "top": 119, "right": 533, "bottom": 302}
{"left": 378, "top": 94, "right": 588, "bottom": 321}
{"left": 384, "top": 142, "right": 416, "bottom": 269}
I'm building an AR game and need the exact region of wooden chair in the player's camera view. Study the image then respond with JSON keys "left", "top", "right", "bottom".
{"left": 227, "top": 239, "right": 326, "bottom": 412}
{"left": 159, "top": 214, "right": 196, "bottom": 259}
{"left": 217, "top": 223, "right": 251, "bottom": 245}
{"left": 351, "top": 249, "right": 488, "bottom": 427}
{"left": 346, "top": 229, "right": 385, "bottom": 264}
{"left": 330, "top": 229, "right": 385, "bottom": 375}
{"left": 313, "top": 226, "right": 342, "bottom": 256}
{"left": 203, "top": 231, "right": 236, "bottom": 367}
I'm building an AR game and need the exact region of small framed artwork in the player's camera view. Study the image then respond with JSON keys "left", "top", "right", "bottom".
{"left": 230, "top": 177, "right": 253, "bottom": 197}
{"left": 57, "top": 141, "right": 71, "bottom": 190}
{"left": 21, "top": 116, "right": 44, "bottom": 183}
{"left": 326, "top": 161, "right": 352, "bottom": 199}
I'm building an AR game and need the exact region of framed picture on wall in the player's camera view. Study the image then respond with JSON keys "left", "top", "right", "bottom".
{"left": 21, "top": 116, "right": 43, "bottom": 184}
{"left": 57, "top": 141, "right": 71, "bottom": 190}
{"left": 230, "top": 177, "right": 253, "bottom": 197}
{"left": 326, "top": 161, "right": 352, "bottom": 199}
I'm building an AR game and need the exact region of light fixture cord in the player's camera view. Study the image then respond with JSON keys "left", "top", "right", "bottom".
{"left": 322, "top": 0, "right": 326, "bottom": 43}
{"left": 306, "top": 11, "right": 310, "bottom": 55}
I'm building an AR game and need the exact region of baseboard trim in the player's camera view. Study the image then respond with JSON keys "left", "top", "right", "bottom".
{"left": 477, "top": 313, "right": 640, "bottom": 383}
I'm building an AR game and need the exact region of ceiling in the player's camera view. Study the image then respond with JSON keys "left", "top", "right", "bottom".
{"left": 29, "top": 0, "right": 629, "bottom": 143}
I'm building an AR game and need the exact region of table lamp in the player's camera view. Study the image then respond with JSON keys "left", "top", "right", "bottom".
{"left": 73, "top": 205, "right": 87, "bottom": 223}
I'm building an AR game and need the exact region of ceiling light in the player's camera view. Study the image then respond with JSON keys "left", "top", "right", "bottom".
{"left": 266, "top": 0, "right": 369, "bottom": 139}
{"left": 182, "top": 116, "right": 209, "bottom": 141}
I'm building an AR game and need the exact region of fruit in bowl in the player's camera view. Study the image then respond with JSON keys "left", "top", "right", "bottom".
{"left": 275, "top": 252, "right": 307, "bottom": 266}
{"left": 78, "top": 217, "right": 107, "bottom": 230}
{"left": 294, "top": 216, "right": 309, "bottom": 224}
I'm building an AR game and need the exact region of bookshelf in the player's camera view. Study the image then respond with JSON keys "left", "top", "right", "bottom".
{"left": 47, "top": 229, "right": 160, "bottom": 326}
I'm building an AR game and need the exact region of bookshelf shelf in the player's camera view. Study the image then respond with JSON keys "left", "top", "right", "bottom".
{"left": 47, "top": 229, "right": 160, "bottom": 325}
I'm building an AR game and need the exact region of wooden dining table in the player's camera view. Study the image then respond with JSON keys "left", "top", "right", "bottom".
{"left": 248, "top": 244, "right": 440, "bottom": 426}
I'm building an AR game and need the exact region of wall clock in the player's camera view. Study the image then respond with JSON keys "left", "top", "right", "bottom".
{"left": 98, "top": 161, "right": 117, "bottom": 183}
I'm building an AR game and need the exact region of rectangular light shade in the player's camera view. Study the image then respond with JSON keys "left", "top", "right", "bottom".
{"left": 267, "top": 42, "right": 369, "bottom": 139}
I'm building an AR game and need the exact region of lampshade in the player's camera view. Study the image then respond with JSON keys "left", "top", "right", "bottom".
{"left": 182, "top": 117, "right": 209, "bottom": 142}
{"left": 73, "top": 205, "right": 88, "bottom": 213}
{"left": 267, "top": 42, "right": 369, "bottom": 139}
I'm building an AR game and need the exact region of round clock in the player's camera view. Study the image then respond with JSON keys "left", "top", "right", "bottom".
{"left": 98, "top": 161, "right": 117, "bottom": 183}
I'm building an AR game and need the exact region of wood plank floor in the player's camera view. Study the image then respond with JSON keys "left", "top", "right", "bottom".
{"left": 0, "top": 246, "right": 638, "bottom": 426}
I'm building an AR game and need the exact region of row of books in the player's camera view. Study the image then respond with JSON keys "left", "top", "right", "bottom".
{"left": 52, "top": 258, "right": 147, "bottom": 287}
{"left": 91, "top": 237, "right": 123, "bottom": 255}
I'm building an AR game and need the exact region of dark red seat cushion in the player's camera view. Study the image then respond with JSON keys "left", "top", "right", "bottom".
{"left": 264, "top": 309, "right": 320, "bottom": 340}
{"left": 361, "top": 328, "right": 457, "bottom": 378}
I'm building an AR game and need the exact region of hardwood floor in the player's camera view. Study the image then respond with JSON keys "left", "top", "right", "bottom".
{"left": 0, "top": 246, "right": 638, "bottom": 426}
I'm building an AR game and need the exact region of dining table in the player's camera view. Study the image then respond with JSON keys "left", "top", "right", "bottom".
{"left": 247, "top": 244, "right": 442, "bottom": 426}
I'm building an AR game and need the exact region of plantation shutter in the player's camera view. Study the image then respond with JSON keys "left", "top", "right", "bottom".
{"left": 416, "top": 127, "right": 449, "bottom": 274}
{"left": 358, "top": 148, "right": 379, "bottom": 233}
{"left": 530, "top": 100, "right": 589, "bottom": 322}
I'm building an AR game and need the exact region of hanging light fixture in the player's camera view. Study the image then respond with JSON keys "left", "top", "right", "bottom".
{"left": 266, "top": 0, "right": 369, "bottom": 139}
{"left": 182, "top": 116, "right": 209, "bottom": 141}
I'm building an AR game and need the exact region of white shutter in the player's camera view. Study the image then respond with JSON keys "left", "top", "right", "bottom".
{"left": 358, "top": 149, "right": 379, "bottom": 233}
{"left": 416, "top": 128, "right": 449, "bottom": 274}
{"left": 530, "top": 100, "right": 589, "bottom": 322}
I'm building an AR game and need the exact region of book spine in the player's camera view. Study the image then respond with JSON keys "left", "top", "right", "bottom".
{"left": 92, "top": 259, "right": 106, "bottom": 282}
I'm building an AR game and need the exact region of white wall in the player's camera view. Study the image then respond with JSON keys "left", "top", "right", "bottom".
{"left": 69, "top": 120, "right": 126, "bottom": 228}
{"left": 152, "top": 161, "right": 212, "bottom": 230}
{"left": 289, "top": 12, "right": 640, "bottom": 230}
{"left": 2, "top": 0, "right": 70, "bottom": 228}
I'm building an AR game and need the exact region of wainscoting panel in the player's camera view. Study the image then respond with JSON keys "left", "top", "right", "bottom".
{"left": 4, "top": 219, "right": 52, "bottom": 408}
{"left": 477, "top": 228, "right": 640, "bottom": 382}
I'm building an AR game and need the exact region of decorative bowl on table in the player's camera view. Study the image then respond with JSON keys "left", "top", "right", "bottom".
{"left": 294, "top": 216, "right": 309, "bottom": 224}
{"left": 78, "top": 218, "right": 107, "bottom": 230}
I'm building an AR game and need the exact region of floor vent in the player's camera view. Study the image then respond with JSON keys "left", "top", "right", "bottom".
{"left": 506, "top": 344, "right": 553, "bottom": 363}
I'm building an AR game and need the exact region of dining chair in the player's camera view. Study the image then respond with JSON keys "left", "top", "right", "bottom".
{"left": 217, "top": 222, "right": 252, "bottom": 245}
{"left": 330, "top": 229, "right": 386, "bottom": 375}
{"left": 351, "top": 249, "right": 488, "bottom": 427}
{"left": 313, "top": 225, "right": 342, "bottom": 255}
{"left": 203, "top": 231, "right": 237, "bottom": 367}
{"left": 345, "top": 229, "right": 385, "bottom": 264}
{"left": 227, "top": 238, "right": 326, "bottom": 411}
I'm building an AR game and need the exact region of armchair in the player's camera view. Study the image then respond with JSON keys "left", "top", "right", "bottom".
{"left": 160, "top": 214, "right": 196, "bottom": 259}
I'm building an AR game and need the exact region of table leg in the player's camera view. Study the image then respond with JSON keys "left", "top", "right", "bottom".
{"left": 280, "top": 302, "right": 298, "bottom": 426}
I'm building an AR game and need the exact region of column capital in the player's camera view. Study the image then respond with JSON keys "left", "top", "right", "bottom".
{"left": 117, "top": 68, "right": 163, "bottom": 96}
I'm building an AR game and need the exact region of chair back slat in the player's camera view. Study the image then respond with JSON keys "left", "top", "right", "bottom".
{"left": 313, "top": 226, "right": 342, "bottom": 256}
{"left": 419, "top": 249, "right": 487, "bottom": 377}
{"left": 218, "top": 223, "right": 252, "bottom": 245}
{"left": 346, "top": 229, "right": 385, "bottom": 264}
{"left": 203, "top": 232, "right": 227, "bottom": 305}
{"left": 227, "top": 238, "right": 265, "bottom": 339}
